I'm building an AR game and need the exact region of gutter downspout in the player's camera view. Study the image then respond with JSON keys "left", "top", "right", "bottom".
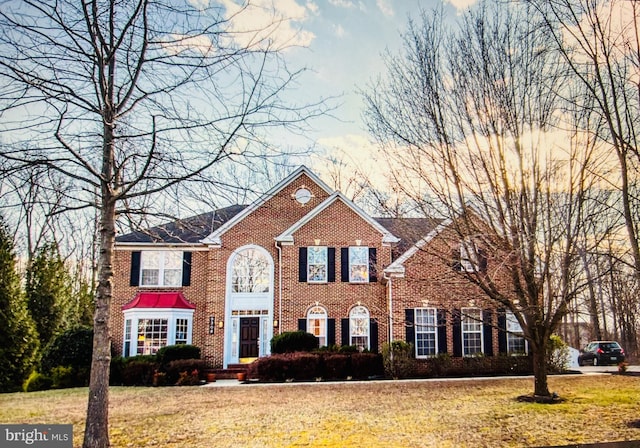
{"left": 275, "top": 241, "right": 283, "bottom": 335}
{"left": 384, "top": 272, "right": 393, "bottom": 363}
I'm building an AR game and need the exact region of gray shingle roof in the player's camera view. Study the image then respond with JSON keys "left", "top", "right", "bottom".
{"left": 375, "top": 217, "right": 442, "bottom": 259}
{"left": 116, "top": 205, "right": 247, "bottom": 244}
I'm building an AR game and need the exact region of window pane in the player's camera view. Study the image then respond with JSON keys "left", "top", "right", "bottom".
{"left": 349, "top": 247, "right": 368, "bottom": 283}
{"left": 140, "top": 251, "right": 183, "bottom": 286}
{"left": 175, "top": 318, "right": 188, "bottom": 344}
{"left": 307, "top": 306, "right": 327, "bottom": 347}
{"left": 136, "top": 318, "right": 168, "bottom": 355}
{"left": 415, "top": 308, "right": 437, "bottom": 357}
{"left": 349, "top": 305, "right": 369, "bottom": 350}
{"left": 232, "top": 248, "right": 270, "bottom": 293}
{"left": 307, "top": 247, "right": 328, "bottom": 282}
{"left": 462, "top": 308, "right": 482, "bottom": 356}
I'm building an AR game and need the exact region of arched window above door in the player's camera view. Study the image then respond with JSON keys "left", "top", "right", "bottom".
{"left": 231, "top": 247, "right": 271, "bottom": 293}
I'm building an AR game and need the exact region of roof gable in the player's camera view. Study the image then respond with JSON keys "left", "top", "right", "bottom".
{"left": 201, "top": 166, "right": 334, "bottom": 245}
{"left": 276, "top": 192, "right": 400, "bottom": 245}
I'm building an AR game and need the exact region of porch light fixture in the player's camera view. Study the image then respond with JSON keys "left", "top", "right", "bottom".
{"left": 273, "top": 320, "right": 279, "bottom": 328}
{"left": 314, "top": 239, "right": 321, "bottom": 246}
{"left": 355, "top": 239, "right": 362, "bottom": 246}
{"left": 218, "top": 320, "right": 224, "bottom": 329}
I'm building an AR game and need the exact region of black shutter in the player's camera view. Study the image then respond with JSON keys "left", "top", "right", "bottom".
{"left": 182, "top": 252, "right": 192, "bottom": 286}
{"left": 341, "top": 248, "right": 349, "bottom": 282}
{"left": 328, "top": 247, "right": 336, "bottom": 282}
{"left": 451, "top": 248, "right": 461, "bottom": 272}
{"left": 327, "top": 319, "right": 336, "bottom": 346}
{"left": 405, "top": 309, "right": 415, "bottom": 346}
{"left": 298, "top": 318, "right": 306, "bottom": 331}
{"left": 497, "top": 308, "right": 507, "bottom": 354}
{"left": 130, "top": 251, "right": 141, "bottom": 286}
{"left": 437, "top": 309, "right": 448, "bottom": 354}
{"left": 483, "top": 309, "right": 493, "bottom": 356}
{"left": 452, "top": 309, "right": 462, "bottom": 357}
{"left": 479, "top": 249, "right": 488, "bottom": 272}
{"left": 341, "top": 318, "right": 349, "bottom": 346}
{"left": 369, "top": 248, "right": 377, "bottom": 282}
{"left": 299, "top": 247, "right": 308, "bottom": 282}
{"left": 370, "top": 319, "right": 378, "bottom": 353}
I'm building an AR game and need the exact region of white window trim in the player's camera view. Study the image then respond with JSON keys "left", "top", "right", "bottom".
{"left": 415, "top": 307, "right": 438, "bottom": 358}
{"left": 349, "top": 305, "right": 370, "bottom": 350}
{"left": 122, "top": 308, "right": 194, "bottom": 357}
{"left": 307, "top": 246, "right": 328, "bottom": 283}
{"left": 461, "top": 307, "right": 483, "bottom": 357}
{"left": 139, "top": 250, "right": 183, "bottom": 287}
{"left": 349, "top": 247, "right": 369, "bottom": 283}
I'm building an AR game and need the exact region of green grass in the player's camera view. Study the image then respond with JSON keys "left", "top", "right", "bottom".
{"left": 1, "top": 375, "right": 639, "bottom": 447}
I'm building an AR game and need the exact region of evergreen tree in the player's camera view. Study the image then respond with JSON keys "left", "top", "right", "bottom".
{"left": 0, "top": 216, "right": 39, "bottom": 392}
{"left": 26, "top": 242, "right": 73, "bottom": 348}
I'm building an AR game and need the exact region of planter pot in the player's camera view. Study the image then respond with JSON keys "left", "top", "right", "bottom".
{"left": 237, "top": 372, "right": 247, "bottom": 382}
{"left": 206, "top": 373, "right": 216, "bottom": 383}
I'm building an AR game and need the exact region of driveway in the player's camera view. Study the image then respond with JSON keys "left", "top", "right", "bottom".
{"left": 574, "top": 364, "right": 640, "bottom": 374}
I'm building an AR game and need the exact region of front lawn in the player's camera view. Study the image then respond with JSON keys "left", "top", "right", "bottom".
{"left": 1, "top": 375, "right": 638, "bottom": 447}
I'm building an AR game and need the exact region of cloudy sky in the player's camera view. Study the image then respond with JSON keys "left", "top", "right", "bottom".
{"left": 220, "top": 0, "right": 476, "bottom": 178}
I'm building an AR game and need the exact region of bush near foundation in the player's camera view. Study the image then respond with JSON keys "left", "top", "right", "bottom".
{"left": 156, "top": 344, "right": 201, "bottom": 366}
{"left": 270, "top": 331, "right": 319, "bottom": 354}
{"left": 247, "top": 352, "right": 384, "bottom": 382}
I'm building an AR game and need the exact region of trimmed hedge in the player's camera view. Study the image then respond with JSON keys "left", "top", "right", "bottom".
{"left": 271, "top": 331, "right": 319, "bottom": 354}
{"left": 248, "top": 352, "right": 383, "bottom": 382}
{"left": 156, "top": 344, "right": 201, "bottom": 366}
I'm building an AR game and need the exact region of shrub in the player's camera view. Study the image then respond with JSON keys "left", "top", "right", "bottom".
{"left": 164, "top": 359, "right": 207, "bottom": 384}
{"left": 156, "top": 344, "right": 201, "bottom": 366}
{"left": 547, "top": 335, "right": 570, "bottom": 373}
{"left": 382, "top": 341, "right": 415, "bottom": 379}
{"left": 122, "top": 357, "right": 158, "bottom": 386}
{"left": 23, "top": 371, "right": 52, "bottom": 392}
{"left": 40, "top": 327, "right": 93, "bottom": 375}
{"left": 350, "top": 353, "right": 384, "bottom": 379}
{"left": 321, "top": 354, "right": 350, "bottom": 380}
{"left": 50, "top": 365, "right": 76, "bottom": 389}
{"left": 248, "top": 355, "right": 288, "bottom": 382}
{"left": 337, "top": 345, "right": 359, "bottom": 353}
{"left": 110, "top": 356, "right": 127, "bottom": 386}
{"left": 175, "top": 369, "right": 201, "bottom": 386}
{"left": 271, "top": 331, "right": 319, "bottom": 354}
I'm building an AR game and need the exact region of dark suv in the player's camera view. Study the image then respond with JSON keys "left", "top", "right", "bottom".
{"left": 578, "top": 341, "right": 625, "bottom": 366}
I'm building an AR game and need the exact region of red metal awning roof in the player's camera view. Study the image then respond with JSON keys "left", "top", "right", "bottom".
{"left": 122, "top": 292, "right": 196, "bottom": 310}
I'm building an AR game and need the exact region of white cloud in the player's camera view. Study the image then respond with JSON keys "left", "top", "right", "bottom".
{"left": 162, "top": 34, "right": 214, "bottom": 56}
{"left": 333, "top": 24, "right": 346, "bottom": 38}
{"left": 445, "top": 0, "right": 478, "bottom": 13}
{"left": 219, "top": 0, "right": 315, "bottom": 50}
{"left": 329, "top": 0, "right": 356, "bottom": 8}
{"left": 306, "top": 1, "right": 319, "bottom": 15}
{"left": 376, "top": 0, "right": 394, "bottom": 17}
{"left": 188, "top": 0, "right": 210, "bottom": 10}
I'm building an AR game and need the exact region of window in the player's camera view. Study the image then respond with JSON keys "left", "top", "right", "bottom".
{"left": 136, "top": 318, "right": 167, "bottom": 355}
{"left": 460, "top": 241, "right": 479, "bottom": 272}
{"left": 462, "top": 307, "right": 483, "bottom": 356}
{"left": 349, "top": 305, "right": 370, "bottom": 351}
{"left": 122, "top": 312, "right": 193, "bottom": 357}
{"left": 506, "top": 312, "right": 527, "bottom": 354}
{"left": 415, "top": 308, "right": 437, "bottom": 357}
{"left": 232, "top": 248, "right": 270, "bottom": 293}
{"left": 140, "top": 251, "right": 183, "bottom": 287}
{"left": 175, "top": 318, "right": 189, "bottom": 345}
{"left": 307, "top": 247, "right": 328, "bottom": 283}
{"left": 307, "top": 306, "right": 327, "bottom": 346}
{"left": 123, "top": 319, "right": 132, "bottom": 357}
{"left": 349, "top": 247, "right": 369, "bottom": 283}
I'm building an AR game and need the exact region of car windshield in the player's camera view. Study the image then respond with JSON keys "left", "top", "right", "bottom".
{"left": 600, "top": 342, "right": 621, "bottom": 350}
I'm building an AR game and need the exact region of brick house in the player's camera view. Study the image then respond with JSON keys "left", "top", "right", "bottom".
{"left": 111, "top": 166, "right": 527, "bottom": 369}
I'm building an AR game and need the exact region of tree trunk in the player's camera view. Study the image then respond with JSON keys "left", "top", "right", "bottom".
{"left": 83, "top": 195, "right": 115, "bottom": 448}
{"left": 532, "top": 344, "right": 550, "bottom": 397}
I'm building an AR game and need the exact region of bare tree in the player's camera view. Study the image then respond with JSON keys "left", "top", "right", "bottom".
{"left": 363, "top": 2, "right": 611, "bottom": 398}
{"left": 0, "top": 1, "right": 326, "bottom": 446}
{"left": 531, "top": 0, "right": 640, "bottom": 282}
